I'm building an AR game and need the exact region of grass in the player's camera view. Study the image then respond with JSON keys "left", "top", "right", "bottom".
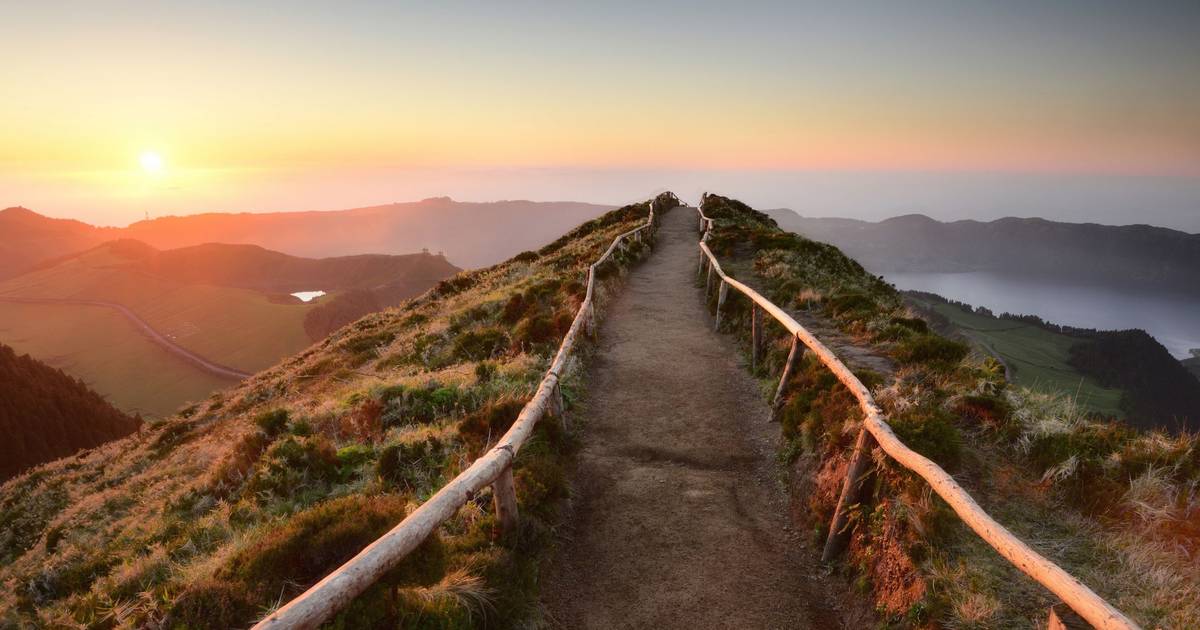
{"left": 699, "top": 192, "right": 1200, "bottom": 628}
{"left": 0, "top": 301, "right": 233, "bottom": 418}
{"left": 908, "top": 294, "right": 1124, "bottom": 417}
{"left": 0, "top": 247, "right": 315, "bottom": 373}
{"left": 0, "top": 196, "right": 669, "bottom": 629}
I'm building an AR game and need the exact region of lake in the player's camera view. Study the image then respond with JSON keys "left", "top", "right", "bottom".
{"left": 884, "top": 272, "right": 1200, "bottom": 359}
{"left": 291, "top": 290, "right": 326, "bottom": 303}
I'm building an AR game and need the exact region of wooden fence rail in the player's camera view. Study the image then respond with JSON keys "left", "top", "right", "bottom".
{"left": 252, "top": 196, "right": 670, "bottom": 630}
{"left": 694, "top": 197, "right": 1139, "bottom": 630}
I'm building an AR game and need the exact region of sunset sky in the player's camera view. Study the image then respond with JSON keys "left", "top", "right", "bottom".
{"left": 2, "top": 1, "right": 1198, "bottom": 228}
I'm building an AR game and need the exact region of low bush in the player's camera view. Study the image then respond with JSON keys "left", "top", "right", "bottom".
{"left": 893, "top": 334, "right": 969, "bottom": 369}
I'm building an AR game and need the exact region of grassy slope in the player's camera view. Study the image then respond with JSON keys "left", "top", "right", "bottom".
{"left": 0, "top": 200, "right": 659, "bottom": 629}
{"left": 906, "top": 294, "right": 1124, "bottom": 417}
{"left": 700, "top": 194, "right": 1199, "bottom": 629}
{"left": 0, "top": 302, "right": 234, "bottom": 418}
{"left": 0, "top": 248, "right": 314, "bottom": 373}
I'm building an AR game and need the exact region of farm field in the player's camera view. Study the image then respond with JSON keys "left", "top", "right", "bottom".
{"left": 0, "top": 301, "right": 234, "bottom": 418}
{"left": 907, "top": 295, "right": 1124, "bottom": 417}
{"left": 0, "top": 247, "right": 316, "bottom": 373}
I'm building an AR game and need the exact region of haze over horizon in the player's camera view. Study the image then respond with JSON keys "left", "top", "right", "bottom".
{"left": 3, "top": 1, "right": 1198, "bottom": 229}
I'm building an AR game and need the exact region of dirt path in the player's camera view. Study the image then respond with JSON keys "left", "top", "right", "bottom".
{"left": 540, "top": 207, "right": 837, "bottom": 629}
{"left": 0, "top": 296, "right": 250, "bottom": 380}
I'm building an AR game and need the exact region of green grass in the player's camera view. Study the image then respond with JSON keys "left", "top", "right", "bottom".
{"left": 909, "top": 296, "right": 1123, "bottom": 417}
{"left": 0, "top": 301, "right": 233, "bottom": 418}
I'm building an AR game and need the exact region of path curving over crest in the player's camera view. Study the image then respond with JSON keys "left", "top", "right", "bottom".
{"left": 540, "top": 206, "right": 835, "bottom": 628}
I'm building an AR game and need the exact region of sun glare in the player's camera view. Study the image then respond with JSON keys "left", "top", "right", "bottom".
{"left": 139, "top": 151, "right": 164, "bottom": 174}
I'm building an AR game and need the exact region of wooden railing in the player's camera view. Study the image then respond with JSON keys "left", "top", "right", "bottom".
{"left": 694, "top": 197, "right": 1139, "bottom": 630}
{"left": 253, "top": 196, "right": 669, "bottom": 629}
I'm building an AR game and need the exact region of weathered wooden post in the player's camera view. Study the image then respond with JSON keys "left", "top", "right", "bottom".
{"left": 586, "top": 302, "right": 597, "bottom": 340}
{"left": 714, "top": 281, "right": 729, "bottom": 331}
{"left": 493, "top": 464, "right": 519, "bottom": 541}
{"left": 771, "top": 335, "right": 805, "bottom": 421}
{"left": 1048, "top": 603, "right": 1090, "bottom": 630}
{"left": 750, "top": 304, "right": 763, "bottom": 371}
{"left": 705, "top": 262, "right": 714, "bottom": 294}
{"left": 822, "top": 427, "right": 877, "bottom": 562}
{"left": 549, "top": 382, "right": 567, "bottom": 430}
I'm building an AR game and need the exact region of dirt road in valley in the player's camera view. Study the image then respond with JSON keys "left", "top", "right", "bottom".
{"left": 0, "top": 296, "right": 250, "bottom": 380}
{"left": 540, "top": 206, "right": 838, "bottom": 629}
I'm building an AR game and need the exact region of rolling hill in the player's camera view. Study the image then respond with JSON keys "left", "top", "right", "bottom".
{"left": 0, "top": 198, "right": 612, "bottom": 278}
{"left": 764, "top": 209, "right": 1200, "bottom": 296}
{"left": 0, "top": 342, "right": 141, "bottom": 481}
{"left": 0, "top": 199, "right": 655, "bottom": 628}
{"left": 0, "top": 240, "right": 458, "bottom": 417}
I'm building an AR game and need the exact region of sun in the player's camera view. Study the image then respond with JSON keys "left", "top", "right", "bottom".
{"left": 139, "top": 151, "right": 164, "bottom": 174}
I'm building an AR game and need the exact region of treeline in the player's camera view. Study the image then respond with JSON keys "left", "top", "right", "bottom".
{"left": 1068, "top": 330, "right": 1200, "bottom": 432}
{"left": 0, "top": 343, "right": 141, "bottom": 480}
{"left": 906, "top": 290, "right": 1200, "bottom": 431}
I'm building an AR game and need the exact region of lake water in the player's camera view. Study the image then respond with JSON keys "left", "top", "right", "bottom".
{"left": 884, "top": 272, "right": 1200, "bottom": 359}
{"left": 291, "top": 291, "right": 326, "bottom": 302}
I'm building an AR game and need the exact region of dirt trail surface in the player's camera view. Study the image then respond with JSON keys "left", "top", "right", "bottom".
{"left": 540, "top": 207, "right": 836, "bottom": 629}
{"left": 0, "top": 296, "right": 250, "bottom": 380}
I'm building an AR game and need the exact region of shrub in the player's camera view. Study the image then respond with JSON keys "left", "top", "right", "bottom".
{"left": 164, "top": 579, "right": 257, "bottom": 630}
{"left": 458, "top": 399, "right": 526, "bottom": 451}
{"left": 377, "top": 438, "right": 449, "bottom": 491}
{"left": 245, "top": 436, "right": 339, "bottom": 498}
{"left": 511, "top": 250, "right": 539, "bottom": 264}
{"left": 219, "top": 495, "right": 438, "bottom": 598}
{"left": 512, "top": 315, "right": 557, "bottom": 349}
{"left": 893, "top": 334, "right": 969, "bottom": 368}
{"left": 501, "top": 294, "right": 527, "bottom": 324}
{"left": 452, "top": 328, "right": 508, "bottom": 361}
{"left": 952, "top": 394, "right": 1011, "bottom": 430}
{"left": 475, "top": 361, "right": 497, "bottom": 383}
{"left": 340, "top": 331, "right": 396, "bottom": 355}
{"left": 890, "top": 408, "right": 963, "bottom": 470}
{"left": 254, "top": 409, "right": 289, "bottom": 436}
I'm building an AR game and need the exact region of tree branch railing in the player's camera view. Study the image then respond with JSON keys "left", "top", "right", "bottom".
{"left": 252, "top": 196, "right": 670, "bottom": 630}
{"left": 694, "top": 199, "right": 1139, "bottom": 630}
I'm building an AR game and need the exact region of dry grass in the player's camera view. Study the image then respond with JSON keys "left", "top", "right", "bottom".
{"left": 0, "top": 201, "right": 660, "bottom": 628}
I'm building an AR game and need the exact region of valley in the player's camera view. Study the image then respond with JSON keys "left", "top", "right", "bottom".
{"left": 0, "top": 239, "right": 458, "bottom": 418}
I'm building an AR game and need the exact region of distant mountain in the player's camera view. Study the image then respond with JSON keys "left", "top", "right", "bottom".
{"left": 764, "top": 209, "right": 1200, "bottom": 296}
{"left": 120, "top": 197, "right": 611, "bottom": 268}
{"left": 0, "top": 207, "right": 116, "bottom": 280}
{"left": 0, "top": 198, "right": 611, "bottom": 277}
{"left": 0, "top": 342, "right": 140, "bottom": 480}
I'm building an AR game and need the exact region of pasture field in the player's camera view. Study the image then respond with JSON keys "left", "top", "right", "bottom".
{"left": 909, "top": 295, "right": 1124, "bottom": 416}
{"left": 0, "top": 302, "right": 234, "bottom": 418}
{"left": 0, "top": 249, "right": 315, "bottom": 372}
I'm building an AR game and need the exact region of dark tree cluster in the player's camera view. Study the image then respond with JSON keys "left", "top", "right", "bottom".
{"left": 1068, "top": 330, "right": 1200, "bottom": 432}
{"left": 0, "top": 343, "right": 141, "bottom": 480}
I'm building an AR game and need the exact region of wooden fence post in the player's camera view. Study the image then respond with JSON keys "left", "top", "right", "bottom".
{"left": 586, "top": 302, "right": 597, "bottom": 339}
{"left": 705, "top": 262, "right": 714, "bottom": 294}
{"left": 714, "top": 281, "right": 729, "bottom": 331}
{"left": 550, "top": 383, "right": 567, "bottom": 430}
{"left": 751, "top": 304, "right": 763, "bottom": 371}
{"left": 771, "top": 336, "right": 804, "bottom": 421}
{"left": 493, "top": 464, "right": 519, "bottom": 542}
{"left": 822, "top": 427, "right": 877, "bottom": 562}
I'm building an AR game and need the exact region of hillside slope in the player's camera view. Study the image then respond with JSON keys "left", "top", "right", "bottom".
{"left": 0, "top": 200, "right": 655, "bottom": 629}
{"left": 0, "top": 343, "right": 141, "bottom": 481}
{"left": 0, "top": 241, "right": 457, "bottom": 416}
{"left": 765, "top": 208, "right": 1200, "bottom": 296}
{"left": 705, "top": 194, "right": 1200, "bottom": 628}
{"left": 0, "top": 207, "right": 116, "bottom": 280}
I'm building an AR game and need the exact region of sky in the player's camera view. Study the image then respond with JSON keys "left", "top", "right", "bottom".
{"left": 2, "top": 1, "right": 1198, "bottom": 229}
